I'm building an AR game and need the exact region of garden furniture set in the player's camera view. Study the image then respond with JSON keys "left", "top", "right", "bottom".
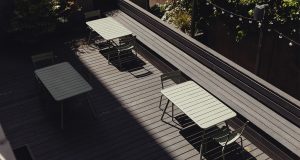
{"left": 31, "top": 11, "right": 247, "bottom": 159}
{"left": 159, "top": 71, "right": 248, "bottom": 160}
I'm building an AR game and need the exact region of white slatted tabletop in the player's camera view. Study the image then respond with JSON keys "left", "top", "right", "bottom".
{"left": 86, "top": 17, "right": 133, "bottom": 40}
{"left": 161, "top": 81, "right": 236, "bottom": 129}
{"left": 34, "top": 62, "right": 92, "bottom": 101}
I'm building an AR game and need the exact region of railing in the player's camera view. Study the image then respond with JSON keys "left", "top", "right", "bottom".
{"left": 119, "top": 0, "right": 300, "bottom": 127}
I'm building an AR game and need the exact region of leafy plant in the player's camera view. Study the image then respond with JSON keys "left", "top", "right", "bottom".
{"left": 170, "top": 10, "right": 191, "bottom": 32}
{"left": 150, "top": 3, "right": 166, "bottom": 18}
{"left": 10, "top": 0, "right": 59, "bottom": 35}
{"left": 159, "top": 0, "right": 193, "bottom": 34}
{"left": 225, "top": 0, "right": 300, "bottom": 41}
{"left": 152, "top": 0, "right": 300, "bottom": 42}
{"left": 9, "top": 0, "right": 82, "bottom": 41}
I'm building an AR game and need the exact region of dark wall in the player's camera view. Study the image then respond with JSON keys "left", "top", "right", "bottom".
{"left": 0, "top": 0, "right": 13, "bottom": 45}
{"left": 205, "top": 20, "right": 300, "bottom": 100}
{"left": 130, "top": 0, "right": 149, "bottom": 10}
{"left": 93, "top": 0, "right": 119, "bottom": 12}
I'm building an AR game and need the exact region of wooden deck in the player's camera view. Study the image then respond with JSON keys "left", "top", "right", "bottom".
{"left": 0, "top": 39, "right": 271, "bottom": 160}
{"left": 111, "top": 4, "right": 300, "bottom": 159}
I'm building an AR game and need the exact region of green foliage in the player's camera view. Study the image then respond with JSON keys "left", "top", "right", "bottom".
{"left": 9, "top": 0, "right": 81, "bottom": 40}
{"left": 226, "top": 0, "right": 300, "bottom": 41}
{"left": 235, "top": 25, "right": 246, "bottom": 42}
{"left": 151, "top": 0, "right": 300, "bottom": 42}
{"left": 168, "top": 9, "right": 191, "bottom": 32}
{"left": 157, "top": 0, "right": 193, "bottom": 34}
{"left": 150, "top": 3, "right": 166, "bottom": 18}
{"left": 10, "top": 0, "right": 58, "bottom": 35}
{"left": 227, "top": 0, "right": 300, "bottom": 25}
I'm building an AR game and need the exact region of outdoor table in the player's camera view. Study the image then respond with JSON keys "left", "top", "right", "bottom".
{"left": 86, "top": 17, "right": 133, "bottom": 41}
{"left": 160, "top": 81, "right": 237, "bottom": 160}
{"left": 34, "top": 62, "right": 93, "bottom": 129}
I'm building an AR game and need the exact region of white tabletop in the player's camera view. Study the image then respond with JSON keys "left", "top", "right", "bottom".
{"left": 86, "top": 17, "right": 133, "bottom": 40}
{"left": 35, "top": 62, "right": 92, "bottom": 101}
{"left": 161, "top": 81, "right": 236, "bottom": 129}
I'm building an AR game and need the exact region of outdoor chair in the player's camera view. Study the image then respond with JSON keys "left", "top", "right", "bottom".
{"left": 158, "top": 70, "right": 185, "bottom": 111}
{"left": 31, "top": 51, "right": 55, "bottom": 69}
{"left": 98, "top": 40, "right": 115, "bottom": 52}
{"left": 114, "top": 35, "right": 137, "bottom": 67}
{"left": 117, "top": 35, "right": 136, "bottom": 52}
{"left": 212, "top": 121, "right": 249, "bottom": 160}
{"left": 31, "top": 52, "right": 55, "bottom": 93}
{"left": 104, "top": 46, "right": 119, "bottom": 65}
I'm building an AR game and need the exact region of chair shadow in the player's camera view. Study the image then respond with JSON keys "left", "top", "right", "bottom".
{"left": 176, "top": 114, "right": 256, "bottom": 160}
{"left": 100, "top": 49, "right": 147, "bottom": 72}
{"left": 128, "top": 67, "right": 153, "bottom": 78}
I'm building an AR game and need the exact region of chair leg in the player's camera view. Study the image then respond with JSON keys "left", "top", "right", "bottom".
{"left": 225, "top": 121, "right": 229, "bottom": 129}
{"left": 107, "top": 52, "right": 111, "bottom": 65}
{"left": 158, "top": 95, "right": 163, "bottom": 111}
{"left": 87, "top": 93, "right": 97, "bottom": 119}
{"left": 160, "top": 100, "right": 181, "bottom": 130}
{"left": 88, "top": 31, "right": 92, "bottom": 45}
{"left": 34, "top": 75, "right": 42, "bottom": 92}
{"left": 200, "top": 130, "right": 205, "bottom": 160}
{"left": 118, "top": 51, "right": 121, "bottom": 68}
{"left": 61, "top": 102, "right": 64, "bottom": 129}
{"left": 222, "top": 146, "right": 226, "bottom": 160}
{"left": 240, "top": 137, "right": 243, "bottom": 148}
{"left": 171, "top": 103, "right": 174, "bottom": 122}
{"left": 240, "top": 137, "right": 245, "bottom": 159}
{"left": 161, "top": 100, "right": 170, "bottom": 121}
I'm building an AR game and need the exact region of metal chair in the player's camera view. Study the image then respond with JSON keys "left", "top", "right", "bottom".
{"left": 98, "top": 40, "right": 115, "bottom": 53}
{"left": 31, "top": 52, "right": 55, "bottom": 69}
{"left": 212, "top": 121, "right": 250, "bottom": 160}
{"left": 31, "top": 52, "right": 55, "bottom": 94}
{"left": 158, "top": 70, "right": 185, "bottom": 111}
{"left": 114, "top": 35, "right": 137, "bottom": 67}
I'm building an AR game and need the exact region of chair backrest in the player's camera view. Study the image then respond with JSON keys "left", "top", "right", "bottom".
{"left": 118, "top": 35, "right": 136, "bottom": 51}
{"left": 119, "top": 35, "right": 136, "bottom": 45}
{"left": 31, "top": 52, "right": 54, "bottom": 69}
{"left": 232, "top": 120, "right": 249, "bottom": 136}
{"left": 84, "top": 10, "right": 101, "bottom": 21}
{"left": 160, "top": 70, "right": 185, "bottom": 89}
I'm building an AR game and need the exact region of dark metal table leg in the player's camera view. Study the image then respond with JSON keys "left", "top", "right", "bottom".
{"left": 200, "top": 130, "right": 205, "bottom": 160}
{"left": 87, "top": 93, "right": 97, "bottom": 119}
{"left": 161, "top": 100, "right": 181, "bottom": 130}
{"left": 61, "top": 102, "right": 64, "bottom": 129}
{"left": 88, "top": 30, "right": 92, "bottom": 45}
{"left": 161, "top": 100, "right": 170, "bottom": 121}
